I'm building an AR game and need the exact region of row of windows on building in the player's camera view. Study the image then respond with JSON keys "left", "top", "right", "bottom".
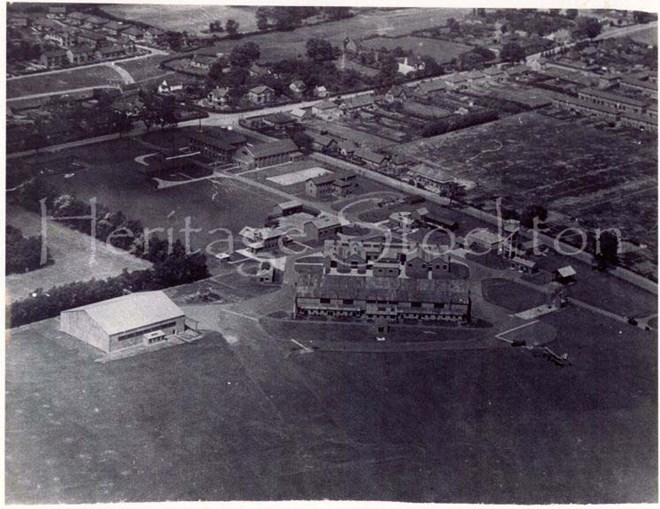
{"left": 118, "top": 321, "right": 177, "bottom": 341}
{"left": 317, "top": 298, "right": 447, "bottom": 309}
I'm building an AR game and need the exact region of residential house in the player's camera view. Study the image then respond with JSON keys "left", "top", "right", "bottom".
{"left": 307, "top": 132, "right": 339, "bottom": 152}
{"left": 483, "top": 66, "right": 506, "bottom": 83}
{"left": 207, "top": 86, "right": 230, "bottom": 106}
{"left": 303, "top": 214, "right": 343, "bottom": 241}
{"left": 66, "top": 11, "right": 88, "bottom": 26}
{"left": 103, "top": 20, "right": 131, "bottom": 37}
{"left": 273, "top": 200, "right": 303, "bottom": 217}
{"left": 76, "top": 30, "right": 108, "bottom": 49}
{"left": 306, "top": 174, "right": 354, "bottom": 198}
{"left": 66, "top": 44, "right": 94, "bottom": 65}
{"left": 314, "top": 85, "right": 329, "bottom": 98}
{"left": 289, "top": 107, "right": 311, "bottom": 121}
{"left": 553, "top": 265, "right": 577, "bottom": 284}
{"left": 143, "top": 27, "right": 166, "bottom": 46}
{"left": 465, "top": 69, "right": 487, "bottom": 87}
{"left": 248, "top": 63, "right": 271, "bottom": 78}
{"left": 191, "top": 48, "right": 223, "bottom": 70}
{"left": 312, "top": 99, "right": 341, "bottom": 120}
{"left": 397, "top": 55, "right": 425, "bottom": 75}
{"left": 158, "top": 79, "right": 184, "bottom": 95}
{"left": 354, "top": 148, "right": 390, "bottom": 170}
{"left": 40, "top": 49, "right": 69, "bottom": 69}
{"left": 96, "top": 44, "right": 125, "bottom": 60}
{"left": 442, "top": 73, "right": 468, "bottom": 90}
{"left": 123, "top": 26, "right": 145, "bottom": 42}
{"left": 247, "top": 85, "right": 275, "bottom": 105}
{"left": 511, "top": 256, "right": 537, "bottom": 273}
{"left": 340, "top": 94, "right": 376, "bottom": 113}
{"left": 411, "top": 207, "right": 458, "bottom": 231}
{"left": 83, "top": 15, "right": 110, "bottom": 30}
{"left": 289, "top": 80, "right": 307, "bottom": 96}
{"left": 413, "top": 80, "right": 446, "bottom": 97}
{"left": 239, "top": 226, "right": 291, "bottom": 253}
{"left": 384, "top": 85, "right": 409, "bottom": 103}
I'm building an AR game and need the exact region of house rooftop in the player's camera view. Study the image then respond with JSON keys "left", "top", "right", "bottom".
{"left": 246, "top": 138, "right": 299, "bottom": 158}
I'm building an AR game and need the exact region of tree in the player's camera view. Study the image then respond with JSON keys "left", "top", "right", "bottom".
{"left": 633, "top": 11, "right": 653, "bottom": 24}
{"left": 594, "top": 230, "right": 619, "bottom": 271}
{"left": 377, "top": 54, "right": 399, "bottom": 87}
{"left": 290, "top": 130, "right": 313, "bottom": 154}
{"left": 574, "top": 16, "right": 601, "bottom": 39}
{"left": 229, "top": 42, "right": 261, "bottom": 67}
{"left": 500, "top": 42, "right": 526, "bottom": 63}
{"left": 520, "top": 204, "right": 548, "bottom": 228}
{"left": 565, "top": 9, "right": 578, "bottom": 20}
{"left": 164, "top": 31, "right": 184, "bottom": 51}
{"left": 306, "top": 38, "right": 336, "bottom": 62}
{"left": 257, "top": 14, "right": 269, "bottom": 31}
{"left": 225, "top": 18, "right": 240, "bottom": 38}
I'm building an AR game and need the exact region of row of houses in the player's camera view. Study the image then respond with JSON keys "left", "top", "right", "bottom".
{"left": 40, "top": 42, "right": 135, "bottom": 67}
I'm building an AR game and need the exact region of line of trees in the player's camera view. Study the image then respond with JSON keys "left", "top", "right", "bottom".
{"left": 8, "top": 178, "right": 209, "bottom": 327}
{"left": 6, "top": 224, "right": 50, "bottom": 275}
{"left": 421, "top": 110, "right": 499, "bottom": 137}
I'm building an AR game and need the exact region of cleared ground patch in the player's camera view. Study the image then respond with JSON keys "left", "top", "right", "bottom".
{"left": 361, "top": 35, "right": 471, "bottom": 64}
{"left": 395, "top": 111, "right": 658, "bottom": 249}
{"left": 5, "top": 204, "right": 152, "bottom": 303}
{"left": 7, "top": 65, "right": 125, "bottom": 99}
{"left": 266, "top": 166, "right": 332, "bottom": 186}
{"left": 482, "top": 278, "right": 548, "bottom": 312}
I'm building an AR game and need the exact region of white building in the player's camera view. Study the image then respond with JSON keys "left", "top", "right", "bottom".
{"left": 60, "top": 291, "right": 187, "bottom": 353}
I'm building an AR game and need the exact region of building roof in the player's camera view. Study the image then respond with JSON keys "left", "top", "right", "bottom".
{"left": 621, "top": 77, "right": 656, "bottom": 91}
{"left": 296, "top": 273, "right": 468, "bottom": 303}
{"left": 245, "top": 138, "right": 299, "bottom": 158}
{"left": 97, "top": 44, "right": 125, "bottom": 55}
{"left": 512, "top": 256, "right": 536, "bottom": 268}
{"left": 249, "top": 85, "right": 274, "bottom": 95}
{"left": 68, "top": 11, "right": 88, "bottom": 20}
{"left": 123, "top": 26, "right": 144, "bottom": 37}
{"left": 262, "top": 112, "right": 296, "bottom": 125}
{"left": 483, "top": 66, "right": 504, "bottom": 76}
{"left": 62, "top": 291, "right": 184, "bottom": 336}
{"left": 466, "top": 229, "right": 502, "bottom": 246}
{"left": 85, "top": 15, "right": 109, "bottom": 26}
{"left": 556, "top": 265, "right": 577, "bottom": 278}
{"left": 78, "top": 30, "right": 107, "bottom": 41}
{"left": 314, "top": 99, "right": 338, "bottom": 110}
{"left": 306, "top": 213, "right": 342, "bottom": 230}
{"left": 341, "top": 94, "right": 375, "bottom": 109}
{"left": 355, "top": 148, "right": 388, "bottom": 164}
{"left": 579, "top": 87, "right": 648, "bottom": 108}
{"left": 278, "top": 200, "right": 303, "bottom": 210}
{"left": 309, "top": 174, "right": 338, "bottom": 186}
{"left": 105, "top": 20, "right": 129, "bottom": 31}
{"left": 208, "top": 87, "right": 229, "bottom": 98}
{"left": 68, "top": 44, "right": 94, "bottom": 54}
{"left": 443, "top": 73, "right": 468, "bottom": 84}
{"left": 188, "top": 128, "right": 246, "bottom": 150}
{"left": 42, "top": 49, "right": 68, "bottom": 58}
{"left": 465, "top": 69, "right": 485, "bottom": 80}
{"left": 414, "top": 80, "right": 447, "bottom": 95}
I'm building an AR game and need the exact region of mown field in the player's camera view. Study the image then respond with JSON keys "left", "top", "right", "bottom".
{"left": 36, "top": 138, "right": 280, "bottom": 253}
{"left": 395, "top": 111, "right": 658, "bottom": 249}
{"left": 6, "top": 300, "right": 657, "bottom": 504}
{"left": 7, "top": 65, "right": 126, "bottom": 99}
{"left": 179, "top": 8, "right": 468, "bottom": 64}
{"left": 361, "top": 35, "right": 472, "bottom": 64}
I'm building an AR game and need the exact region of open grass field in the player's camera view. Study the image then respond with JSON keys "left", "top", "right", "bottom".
{"left": 116, "top": 55, "right": 176, "bottom": 84}
{"left": 6, "top": 299, "right": 656, "bottom": 504}
{"left": 7, "top": 65, "right": 125, "bottom": 99}
{"left": 34, "top": 139, "right": 280, "bottom": 253}
{"left": 102, "top": 4, "right": 260, "bottom": 34}
{"left": 5, "top": 205, "right": 152, "bottom": 302}
{"left": 395, "top": 111, "right": 658, "bottom": 249}
{"left": 623, "top": 24, "right": 658, "bottom": 45}
{"left": 482, "top": 278, "right": 547, "bottom": 312}
{"left": 361, "top": 35, "right": 472, "bottom": 64}
{"left": 166, "top": 8, "right": 467, "bottom": 64}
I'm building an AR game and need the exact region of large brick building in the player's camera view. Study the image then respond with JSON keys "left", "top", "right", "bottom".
{"left": 234, "top": 139, "right": 301, "bottom": 169}
{"left": 188, "top": 128, "right": 247, "bottom": 163}
{"left": 294, "top": 273, "right": 470, "bottom": 323}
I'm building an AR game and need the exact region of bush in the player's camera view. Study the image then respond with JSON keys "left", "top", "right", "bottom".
{"left": 421, "top": 110, "right": 499, "bottom": 137}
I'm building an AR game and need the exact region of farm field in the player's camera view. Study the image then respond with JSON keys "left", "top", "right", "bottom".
{"left": 360, "top": 35, "right": 472, "bottom": 64}
{"left": 35, "top": 139, "right": 280, "bottom": 253}
{"left": 394, "top": 111, "right": 658, "bottom": 249}
{"left": 622, "top": 24, "right": 658, "bottom": 45}
{"left": 101, "top": 4, "right": 260, "bottom": 34}
{"left": 6, "top": 298, "right": 656, "bottom": 504}
{"left": 5, "top": 205, "right": 152, "bottom": 303}
{"left": 180, "top": 8, "right": 468, "bottom": 64}
{"left": 7, "top": 65, "right": 125, "bottom": 99}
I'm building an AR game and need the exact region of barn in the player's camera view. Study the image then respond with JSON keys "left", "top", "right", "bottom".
{"left": 60, "top": 291, "right": 187, "bottom": 353}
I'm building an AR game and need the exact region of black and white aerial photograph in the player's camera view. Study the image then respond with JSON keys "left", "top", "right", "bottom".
{"left": 3, "top": 1, "right": 659, "bottom": 506}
